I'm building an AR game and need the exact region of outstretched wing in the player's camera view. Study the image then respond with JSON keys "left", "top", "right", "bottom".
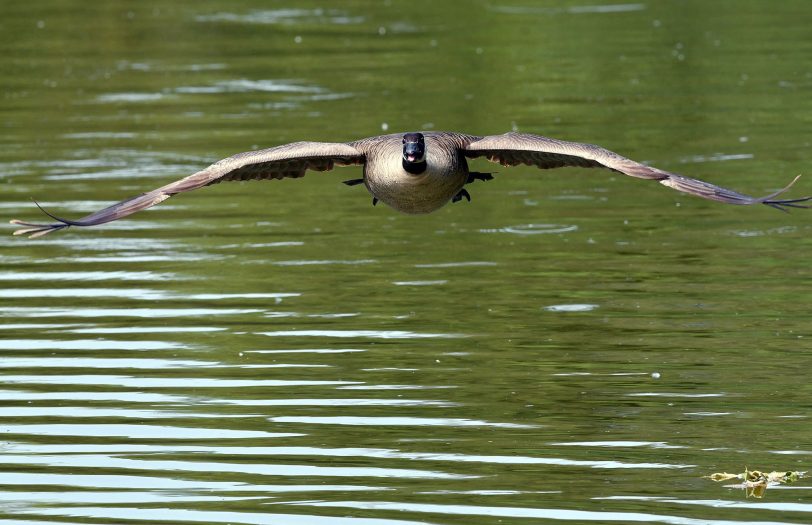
{"left": 464, "top": 131, "right": 809, "bottom": 209}
{"left": 11, "top": 141, "right": 365, "bottom": 238}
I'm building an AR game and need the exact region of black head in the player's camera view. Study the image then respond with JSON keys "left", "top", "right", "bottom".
{"left": 402, "top": 132, "right": 426, "bottom": 164}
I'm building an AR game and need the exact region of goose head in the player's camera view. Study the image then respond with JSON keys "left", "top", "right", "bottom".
{"left": 402, "top": 132, "right": 427, "bottom": 174}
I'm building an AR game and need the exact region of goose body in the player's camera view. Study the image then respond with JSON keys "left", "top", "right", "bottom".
{"left": 359, "top": 132, "right": 475, "bottom": 214}
{"left": 11, "top": 130, "right": 809, "bottom": 238}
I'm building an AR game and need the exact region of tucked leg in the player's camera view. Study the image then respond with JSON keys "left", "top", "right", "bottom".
{"left": 372, "top": 197, "right": 379, "bottom": 206}
{"left": 467, "top": 171, "right": 494, "bottom": 184}
{"left": 452, "top": 188, "right": 471, "bottom": 203}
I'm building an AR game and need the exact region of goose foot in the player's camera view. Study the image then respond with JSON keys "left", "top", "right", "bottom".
{"left": 343, "top": 178, "right": 364, "bottom": 186}
{"left": 467, "top": 172, "right": 494, "bottom": 184}
{"left": 452, "top": 188, "right": 471, "bottom": 203}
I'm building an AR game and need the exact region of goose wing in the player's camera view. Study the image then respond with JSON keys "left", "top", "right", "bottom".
{"left": 11, "top": 141, "right": 365, "bottom": 238}
{"left": 464, "top": 131, "right": 809, "bottom": 209}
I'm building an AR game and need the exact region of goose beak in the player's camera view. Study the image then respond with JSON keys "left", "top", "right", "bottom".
{"left": 403, "top": 142, "right": 425, "bottom": 164}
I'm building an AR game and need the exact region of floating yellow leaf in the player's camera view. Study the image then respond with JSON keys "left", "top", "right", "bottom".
{"left": 705, "top": 468, "right": 805, "bottom": 498}
{"left": 704, "top": 472, "right": 741, "bottom": 482}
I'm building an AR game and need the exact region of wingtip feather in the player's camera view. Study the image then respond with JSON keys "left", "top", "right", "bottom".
{"left": 10, "top": 219, "right": 67, "bottom": 238}
{"left": 10, "top": 198, "right": 79, "bottom": 238}
{"left": 761, "top": 174, "right": 812, "bottom": 211}
{"left": 761, "top": 174, "right": 802, "bottom": 201}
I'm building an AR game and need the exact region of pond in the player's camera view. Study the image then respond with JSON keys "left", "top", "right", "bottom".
{"left": 2, "top": 1, "right": 812, "bottom": 524}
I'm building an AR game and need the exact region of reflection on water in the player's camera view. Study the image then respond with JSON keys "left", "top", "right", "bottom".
{"left": 2, "top": 1, "right": 811, "bottom": 524}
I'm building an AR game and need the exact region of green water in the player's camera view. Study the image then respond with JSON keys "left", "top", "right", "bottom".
{"left": 2, "top": 1, "right": 812, "bottom": 524}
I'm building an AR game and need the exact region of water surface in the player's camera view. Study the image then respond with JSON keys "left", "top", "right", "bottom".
{"left": 2, "top": 1, "right": 812, "bottom": 524}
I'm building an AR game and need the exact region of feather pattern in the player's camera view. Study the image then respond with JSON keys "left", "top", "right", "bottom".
{"left": 11, "top": 141, "right": 364, "bottom": 238}
{"left": 464, "top": 131, "right": 806, "bottom": 207}
{"left": 11, "top": 130, "right": 809, "bottom": 238}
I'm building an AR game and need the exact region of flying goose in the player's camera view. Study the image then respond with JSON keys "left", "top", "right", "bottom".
{"left": 11, "top": 131, "right": 809, "bottom": 238}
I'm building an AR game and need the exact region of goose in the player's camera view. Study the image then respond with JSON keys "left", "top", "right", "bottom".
{"left": 11, "top": 131, "right": 810, "bottom": 238}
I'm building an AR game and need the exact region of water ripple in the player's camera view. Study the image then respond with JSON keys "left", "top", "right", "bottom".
{"left": 0, "top": 424, "right": 298, "bottom": 439}
{"left": 65, "top": 326, "right": 226, "bottom": 334}
{"left": 62, "top": 131, "right": 139, "bottom": 139}
{"left": 2, "top": 472, "right": 381, "bottom": 493}
{"left": 0, "top": 390, "right": 194, "bottom": 403}
{"left": 0, "top": 375, "right": 360, "bottom": 388}
{"left": 22, "top": 507, "right": 425, "bottom": 525}
{"left": 247, "top": 348, "right": 365, "bottom": 354}
{"left": 96, "top": 92, "right": 168, "bottom": 103}
{"left": 0, "top": 443, "right": 694, "bottom": 471}
{"left": 490, "top": 4, "right": 646, "bottom": 15}
{"left": 0, "top": 491, "right": 256, "bottom": 504}
{"left": 1, "top": 454, "right": 474, "bottom": 480}
{"left": 0, "top": 288, "right": 298, "bottom": 302}
{"left": 4, "top": 235, "right": 181, "bottom": 251}
{"left": 268, "top": 416, "right": 535, "bottom": 429}
{"left": 196, "top": 9, "right": 365, "bottom": 26}
{"left": 414, "top": 261, "right": 497, "bottom": 268}
{"left": 0, "top": 406, "right": 256, "bottom": 419}
{"left": 216, "top": 398, "right": 456, "bottom": 407}
{"left": 0, "top": 271, "right": 186, "bottom": 281}
{"left": 0, "top": 339, "right": 186, "bottom": 351}
{"left": 175, "top": 79, "right": 326, "bottom": 95}
{"left": 480, "top": 223, "right": 578, "bottom": 235}
{"left": 259, "top": 329, "right": 465, "bottom": 339}
{"left": 271, "top": 259, "right": 377, "bottom": 266}
{"left": 544, "top": 303, "right": 599, "bottom": 312}
{"left": 0, "top": 357, "right": 217, "bottom": 368}
{"left": 551, "top": 441, "right": 686, "bottom": 449}
{"left": 679, "top": 152, "right": 754, "bottom": 163}
{"left": 626, "top": 392, "right": 725, "bottom": 398}
{"left": 601, "top": 496, "right": 812, "bottom": 513}
{"left": 1, "top": 307, "right": 263, "bottom": 318}
{"left": 338, "top": 384, "right": 456, "bottom": 391}
{"left": 392, "top": 280, "right": 448, "bottom": 286}
{"left": 293, "top": 500, "right": 770, "bottom": 525}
